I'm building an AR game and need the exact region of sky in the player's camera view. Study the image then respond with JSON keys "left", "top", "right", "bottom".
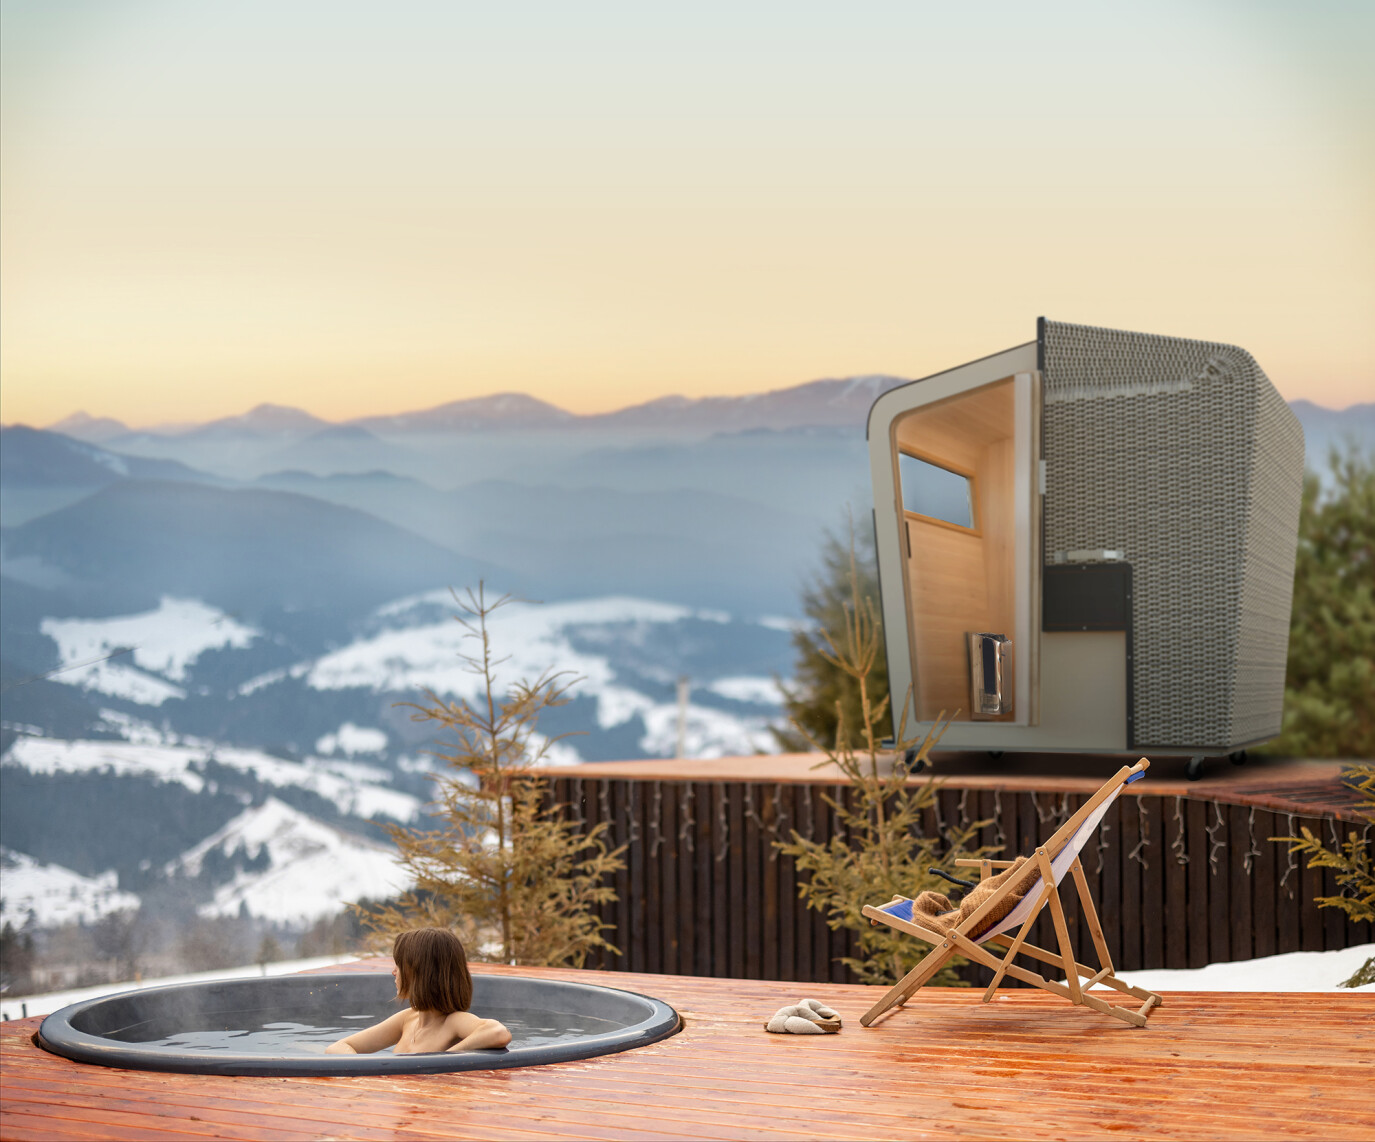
{"left": 2, "top": 0, "right": 1371, "bottom": 428}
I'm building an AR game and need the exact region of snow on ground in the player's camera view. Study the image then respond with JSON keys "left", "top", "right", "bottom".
{"left": 316, "top": 723, "right": 388, "bottom": 756}
{"left": 0, "top": 955, "right": 362, "bottom": 1022}
{"left": 0, "top": 849, "right": 140, "bottom": 928}
{"left": 4, "top": 737, "right": 421, "bottom": 823}
{"left": 308, "top": 594, "right": 784, "bottom": 760}
{"left": 708, "top": 676, "right": 785, "bottom": 705}
{"left": 170, "top": 798, "right": 410, "bottom": 924}
{"left": 237, "top": 662, "right": 311, "bottom": 696}
{"left": 94, "top": 708, "right": 182, "bottom": 745}
{"left": 757, "top": 616, "right": 800, "bottom": 633}
{"left": 1109, "top": 944, "right": 1375, "bottom": 993}
{"left": 41, "top": 596, "right": 258, "bottom": 685}
{"left": 42, "top": 659, "right": 185, "bottom": 706}
{"left": 639, "top": 701, "right": 775, "bottom": 759}
{"left": 6, "top": 737, "right": 208, "bottom": 792}
{"left": 309, "top": 594, "right": 696, "bottom": 701}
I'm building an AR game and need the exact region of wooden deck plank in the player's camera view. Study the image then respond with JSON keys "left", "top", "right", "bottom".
{"left": 0, "top": 1077, "right": 571, "bottom": 1142}
{"left": 4, "top": 963, "right": 1373, "bottom": 1142}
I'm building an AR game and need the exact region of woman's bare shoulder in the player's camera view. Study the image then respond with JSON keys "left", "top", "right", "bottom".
{"left": 444, "top": 1009, "right": 484, "bottom": 1035}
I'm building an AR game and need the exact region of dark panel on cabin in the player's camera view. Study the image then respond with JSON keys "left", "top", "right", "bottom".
{"left": 1042, "top": 563, "right": 1132, "bottom": 631}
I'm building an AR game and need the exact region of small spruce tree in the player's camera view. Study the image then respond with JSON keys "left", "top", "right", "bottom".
{"left": 774, "top": 520, "right": 888, "bottom": 753}
{"left": 1271, "top": 763, "right": 1374, "bottom": 987}
{"left": 774, "top": 543, "right": 986, "bottom": 986}
{"left": 361, "top": 586, "right": 624, "bottom": 967}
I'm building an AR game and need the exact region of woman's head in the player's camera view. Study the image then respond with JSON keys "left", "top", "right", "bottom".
{"left": 391, "top": 927, "right": 473, "bottom": 1014}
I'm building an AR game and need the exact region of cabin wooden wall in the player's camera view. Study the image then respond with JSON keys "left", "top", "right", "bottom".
{"left": 894, "top": 379, "right": 1017, "bottom": 722}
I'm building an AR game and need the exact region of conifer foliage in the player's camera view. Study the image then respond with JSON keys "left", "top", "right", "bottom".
{"left": 362, "top": 586, "right": 623, "bottom": 967}
{"left": 773, "top": 522, "right": 888, "bottom": 753}
{"left": 1272, "top": 764, "right": 1375, "bottom": 925}
{"left": 1272, "top": 449, "right": 1374, "bottom": 758}
{"left": 774, "top": 545, "right": 985, "bottom": 986}
{"left": 1271, "top": 763, "right": 1375, "bottom": 988}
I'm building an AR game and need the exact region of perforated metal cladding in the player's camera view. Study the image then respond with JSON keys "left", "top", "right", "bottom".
{"left": 1041, "top": 320, "right": 1302, "bottom": 748}
{"left": 1231, "top": 382, "right": 1304, "bottom": 742}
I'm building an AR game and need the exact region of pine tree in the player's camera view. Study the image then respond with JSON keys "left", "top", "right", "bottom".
{"left": 773, "top": 520, "right": 889, "bottom": 753}
{"left": 1271, "top": 448, "right": 1374, "bottom": 757}
{"left": 773, "top": 545, "right": 985, "bottom": 986}
{"left": 361, "top": 586, "right": 624, "bottom": 967}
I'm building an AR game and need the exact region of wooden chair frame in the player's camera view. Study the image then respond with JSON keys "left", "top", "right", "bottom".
{"left": 859, "top": 759, "right": 1163, "bottom": 1028}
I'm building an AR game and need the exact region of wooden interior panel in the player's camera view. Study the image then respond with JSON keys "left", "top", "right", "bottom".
{"left": 906, "top": 519, "right": 984, "bottom": 719}
{"left": 895, "top": 378, "right": 1016, "bottom": 723}
{"left": 893, "top": 382, "right": 1015, "bottom": 460}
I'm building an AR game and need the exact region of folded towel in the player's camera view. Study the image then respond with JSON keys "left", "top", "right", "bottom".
{"left": 764, "top": 998, "right": 842, "bottom": 1034}
{"left": 796, "top": 998, "right": 841, "bottom": 1026}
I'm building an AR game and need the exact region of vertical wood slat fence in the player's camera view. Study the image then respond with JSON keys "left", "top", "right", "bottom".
{"left": 549, "top": 776, "right": 1373, "bottom": 986}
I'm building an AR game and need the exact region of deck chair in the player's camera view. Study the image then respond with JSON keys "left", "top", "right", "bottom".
{"left": 860, "top": 758, "right": 1163, "bottom": 1028}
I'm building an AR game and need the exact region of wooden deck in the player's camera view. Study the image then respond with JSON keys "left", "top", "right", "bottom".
{"left": 4, "top": 960, "right": 1373, "bottom": 1141}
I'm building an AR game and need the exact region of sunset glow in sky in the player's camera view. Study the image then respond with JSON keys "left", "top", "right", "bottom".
{"left": 2, "top": 0, "right": 1371, "bottom": 427}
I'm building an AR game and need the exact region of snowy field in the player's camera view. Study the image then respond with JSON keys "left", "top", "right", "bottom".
{"left": 40, "top": 596, "right": 259, "bottom": 704}
{"left": 172, "top": 797, "right": 411, "bottom": 923}
{"left": 27, "top": 590, "right": 790, "bottom": 763}
{"left": 1108, "top": 944, "right": 1374, "bottom": 994}
{"left": 1, "top": 800, "right": 410, "bottom": 928}
{"left": 0, "top": 849, "right": 140, "bottom": 928}
{"left": 305, "top": 592, "right": 783, "bottom": 759}
{"left": 4, "top": 736, "right": 420, "bottom": 823}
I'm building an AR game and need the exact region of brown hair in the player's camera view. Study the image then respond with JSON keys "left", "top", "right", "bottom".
{"left": 392, "top": 928, "right": 473, "bottom": 1014}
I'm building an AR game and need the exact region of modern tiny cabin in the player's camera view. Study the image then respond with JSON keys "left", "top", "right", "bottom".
{"left": 868, "top": 319, "right": 1304, "bottom": 771}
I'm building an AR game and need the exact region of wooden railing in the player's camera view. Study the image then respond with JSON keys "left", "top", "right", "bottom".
{"left": 548, "top": 774, "right": 1373, "bottom": 985}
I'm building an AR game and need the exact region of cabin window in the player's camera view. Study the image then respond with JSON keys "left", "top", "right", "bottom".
{"left": 898, "top": 453, "right": 975, "bottom": 530}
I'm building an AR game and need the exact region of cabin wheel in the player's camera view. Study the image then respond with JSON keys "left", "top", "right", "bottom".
{"left": 987, "top": 750, "right": 1004, "bottom": 759}
{"left": 1229, "top": 749, "right": 1248, "bottom": 766}
{"left": 1186, "top": 756, "right": 1206, "bottom": 781}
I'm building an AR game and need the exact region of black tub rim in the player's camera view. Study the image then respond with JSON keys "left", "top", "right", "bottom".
{"left": 35, "top": 971, "right": 681, "bottom": 1076}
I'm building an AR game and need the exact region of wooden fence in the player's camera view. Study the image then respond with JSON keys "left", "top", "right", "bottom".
{"left": 548, "top": 775, "right": 1373, "bottom": 986}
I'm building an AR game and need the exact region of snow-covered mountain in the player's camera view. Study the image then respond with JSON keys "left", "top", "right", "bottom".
{"left": 0, "top": 588, "right": 792, "bottom": 931}
{"left": 40, "top": 596, "right": 260, "bottom": 703}
{"left": 168, "top": 798, "right": 409, "bottom": 924}
{"left": 20, "top": 588, "right": 790, "bottom": 766}
{"left": 300, "top": 591, "right": 788, "bottom": 761}
{"left": 1, "top": 849, "right": 140, "bottom": 928}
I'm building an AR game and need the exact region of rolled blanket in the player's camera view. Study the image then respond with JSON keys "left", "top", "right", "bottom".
{"left": 764, "top": 999, "right": 842, "bottom": 1034}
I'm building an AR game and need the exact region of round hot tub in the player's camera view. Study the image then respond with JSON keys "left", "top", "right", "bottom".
{"left": 36, "top": 972, "right": 680, "bottom": 1076}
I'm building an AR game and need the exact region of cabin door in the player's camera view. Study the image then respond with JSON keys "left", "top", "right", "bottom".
{"left": 892, "top": 372, "right": 1040, "bottom": 726}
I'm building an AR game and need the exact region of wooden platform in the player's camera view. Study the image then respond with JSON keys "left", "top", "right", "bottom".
{"left": 4, "top": 960, "right": 1373, "bottom": 1141}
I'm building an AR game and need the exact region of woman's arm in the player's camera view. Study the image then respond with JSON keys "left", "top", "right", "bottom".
{"left": 444, "top": 1012, "right": 512, "bottom": 1052}
{"left": 325, "top": 1010, "right": 409, "bottom": 1055}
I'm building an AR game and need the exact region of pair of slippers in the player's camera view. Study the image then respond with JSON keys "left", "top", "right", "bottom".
{"left": 764, "top": 998, "right": 843, "bottom": 1034}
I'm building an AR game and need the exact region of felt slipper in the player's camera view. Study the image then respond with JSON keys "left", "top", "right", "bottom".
{"left": 764, "top": 1003, "right": 841, "bottom": 1034}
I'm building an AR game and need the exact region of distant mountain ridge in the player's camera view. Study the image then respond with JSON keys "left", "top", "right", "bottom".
{"left": 1, "top": 480, "right": 508, "bottom": 625}
{"left": 0, "top": 426, "right": 220, "bottom": 489}
{"left": 43, "top": 376, "right": 912, "bottom": 442}
{"left": 38, "top": 381, "right": 1371, "bottom": 445}
{"left": 351, "top": 393, "right": 573, "bottom": 434}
